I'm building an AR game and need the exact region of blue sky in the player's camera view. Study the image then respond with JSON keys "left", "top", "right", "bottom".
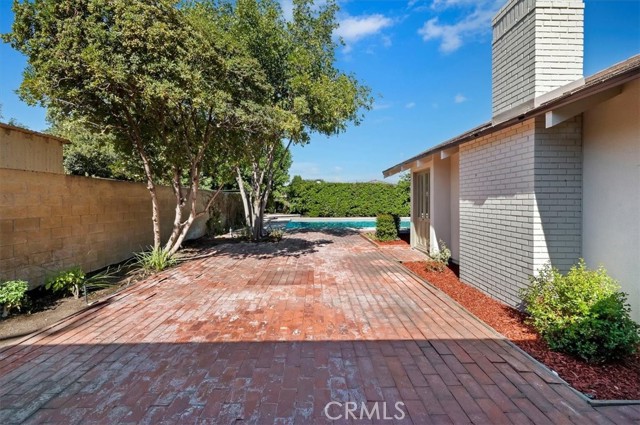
{"left": 1, "top": 1, "right": 639, "bottom": 182}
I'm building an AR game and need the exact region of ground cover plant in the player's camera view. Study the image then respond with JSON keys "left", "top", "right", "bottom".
{"left": 45, "top": 267, "right": 85, "bottom": 299}
{"left": 0, "top": 280, "right": 28, "bottom": 317}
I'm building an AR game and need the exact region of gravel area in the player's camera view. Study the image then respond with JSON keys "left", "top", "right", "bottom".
{"left": 403, "top": 261, "right": 640, "bottom": 401}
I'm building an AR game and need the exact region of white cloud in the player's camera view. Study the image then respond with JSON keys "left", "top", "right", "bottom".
{"left": 418, "top": 0, "right": 501, "bottom": 53}
{"left": 372, "top": 101, "right": 393, "bottom": 111}
{"left": 405, "top": 102, "right": 416, "bottom": 109}
{"left": 335, "top": 14, "right": 393, "bottom": 43}
{"left": 454, "top": 93, "right": 467, "bottom": 103}
{"left": 335, "top": 14, "right": 394, "bottom": 53}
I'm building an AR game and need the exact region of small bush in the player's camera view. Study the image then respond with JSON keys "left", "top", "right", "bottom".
{"left": 426, "top": 240, "right": 451, "bottom": 272}
{"left": 46, "top": 268, "right": 85, "bottom": 299}
{"left": 0, "top": 280, "right": 28, "bottom": 317}
{"left": 233, "top": 226, "right": 253, "bottom": 241}
{"left": 269, "top": 228, "right": 285, "bottom": 242}
{"left": 521, "top": 260, "right": 640, "bottom": 363}
{"left": 376, "top": 213, "right": 399, "bottom": 241}
{"left": 135, "top": 248, "right": 177, "bottom": 273}
{"left": 552, "top": 293, "right": 640, "bottom": 363}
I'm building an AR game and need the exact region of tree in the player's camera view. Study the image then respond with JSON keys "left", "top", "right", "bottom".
{"left": 5, "top": 0, "right": 272, "bottom": 256}
{"left": 230, "top": 0, "right": 372, "bottom": 240}
{"left": 48, "top": 115, "right": 144, "bottom": 180}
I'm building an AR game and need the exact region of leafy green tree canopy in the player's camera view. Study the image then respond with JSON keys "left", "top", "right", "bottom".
{"left": 4, "top": 0, "right": 273, "bottom": 254}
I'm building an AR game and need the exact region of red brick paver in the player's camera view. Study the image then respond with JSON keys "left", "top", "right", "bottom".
{"left": 0, "top": 230, "right": 638, "bottom": 424}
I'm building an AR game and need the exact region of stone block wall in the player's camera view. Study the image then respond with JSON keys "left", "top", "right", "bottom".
{"left": 0, "top": 169, "right": 213, "bottom": 287}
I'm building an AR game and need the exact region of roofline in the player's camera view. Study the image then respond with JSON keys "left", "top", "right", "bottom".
{"left": 383, "top": 55, "right": 640, "bottom": 178}
{"left": 0, "top": 122, "right": 70, "bottom": 144}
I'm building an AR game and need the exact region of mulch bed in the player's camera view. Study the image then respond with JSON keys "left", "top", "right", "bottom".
{"left": 362, "top": 232, "right": 410, "bottom": 247}
{"left": 403, "top": 261, "right": 640, "bottom": 400}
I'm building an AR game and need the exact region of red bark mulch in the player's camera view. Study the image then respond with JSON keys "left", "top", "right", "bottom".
{"left": 362, "top": 232, "right": 410, "bottom": 247}
{"left": 403, "top": 261, "right": 640, "bottom": 400}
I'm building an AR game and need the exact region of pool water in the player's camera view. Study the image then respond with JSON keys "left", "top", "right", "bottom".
{"left": 273, "top": 218, "right": 410, "bottom": 231}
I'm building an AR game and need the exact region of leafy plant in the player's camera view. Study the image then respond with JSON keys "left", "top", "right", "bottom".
{"left": 287, "top": 177, "right": 410, "bottom": 218}
{"left": 45, "top": 268, "right": 85, "bottom": 299}
{"left": 426, "top": 240, "right": 451, "bottom": 272}
{"left": 83, "top": 266, "right": 123, "bottom": 291}
{"left": 238, "top": 226, "right": 253, "bottom": 241}
{"left": 0, "top": 280, "right": 28, "bottom": 317}
{"left": 268, "top": 228, "right": 285, "bottom": 242}
{"left": 135, "top": 248, "right": 177, "bottom": 274}
{"left": 376, "top": 213, "right": 399, "bottom": 242}
{"left": 521, "top": 260, "right": 640, "bottom": 363}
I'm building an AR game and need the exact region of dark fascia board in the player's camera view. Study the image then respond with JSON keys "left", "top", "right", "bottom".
{"left": 382, "top": 58, "right": 640, "bottom": 178}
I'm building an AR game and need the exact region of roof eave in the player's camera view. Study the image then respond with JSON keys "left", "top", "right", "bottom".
{"left": 383, "top": 58, "right": 640, "bottom": 178}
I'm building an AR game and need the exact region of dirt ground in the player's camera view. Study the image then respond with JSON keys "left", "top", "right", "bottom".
{"left": 0, "top": 284, "right": 125, "bottom": 348}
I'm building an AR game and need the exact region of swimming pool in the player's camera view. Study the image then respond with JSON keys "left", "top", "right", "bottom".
{"left": 270, "top": 217, "right": 410, "bottom": 231}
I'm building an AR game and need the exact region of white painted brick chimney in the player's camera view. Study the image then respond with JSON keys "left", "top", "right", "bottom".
{"left": 491, "top": 0, "right": 584, "bottom": 119}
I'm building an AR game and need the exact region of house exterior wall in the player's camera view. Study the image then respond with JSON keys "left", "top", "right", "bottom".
{"left": 431, "top": 155, "right": 451, "bottom": 255}
{"left": 449, "top": 153, "right": 460, "bottom": 263}
{"left": 533, "top": 115, "right": 583, "bottom": 273}
{"left": 582, "top": 79, "right": 640, "bottom": 322}
{"left": 0, "top": 125, "right": 65, "bottom": 174}
{"left": 0, "top": 168, "right": 214, "bottom": 288}
{"left": 492, "top": 0, "right": 584, "bottom": 117}
{"left": 459, "top": 116, "right": 583, "bottom": 306}
{"left": 459, "top": 120, "right": 537, "bottom": 305}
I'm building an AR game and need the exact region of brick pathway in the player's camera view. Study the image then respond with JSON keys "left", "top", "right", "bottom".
{"left": 0, "top": 230, "right": 638, "bottom": 424}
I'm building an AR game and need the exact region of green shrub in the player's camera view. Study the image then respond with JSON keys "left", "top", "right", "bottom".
{"left": 268, "top": 228, "right": 285, "bottom": 242}
{"left": 46, "top": 267, "right": 85, "bottom": 299}
{"left": 426, "top": 240, "right": 451, "bottom": 272}
{"left": 135, "top": 248, "right": 177, "bottom": 273}
{"left": 375, "top": 213, "right": 398, "bottom": 241}
{"left": 287, "top": 177, "right": 410, "bottom": 217}
{"left": 552, "top": 293, "right": 640, "bottom": 363}
{"left": 521, "top": 260, "right": 640, "bottom": 363}
{"left": 0, "top": 280, "right": 28, "bottom": 317}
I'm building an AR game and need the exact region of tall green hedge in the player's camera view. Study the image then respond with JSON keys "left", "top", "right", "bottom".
{"left": 286, "top": 176, "right": 410, "bottom": 217}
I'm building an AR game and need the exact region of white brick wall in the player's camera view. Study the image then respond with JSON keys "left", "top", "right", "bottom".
{"left": 533, "top": 115, "right": 583, "bottom": 272}
{"left": 459, "top": 120, "right": 537, "bottom": 305}
{"left": 459, "top": 116, "right": 583, "bottom": 307}
{"left": 492, "top": 0, "right": 584, "bottom": 117}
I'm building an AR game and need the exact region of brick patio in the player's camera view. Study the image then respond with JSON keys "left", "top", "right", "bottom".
{"left": 0, "top": 230, "right": 638, "bottom": 424}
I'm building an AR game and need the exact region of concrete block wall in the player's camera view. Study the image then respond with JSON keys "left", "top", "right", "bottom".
{"left": 0, "top": 169, "right": 215, "bottom": 287}
{"left": 492, "top": 0, "right": 584, "bottom": 117}
{"left": 533, "top": 115, "right": 583, "bottom": 273}
{"left": 459, "top": 120, "right": 537, "bottom": 305}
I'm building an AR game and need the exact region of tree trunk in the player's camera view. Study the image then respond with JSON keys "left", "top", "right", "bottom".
{"left": 236, "top": 168, "right": 252, "bottom": 229}
{"left": 132, "top": 137, "right": 162, "bottom": 250}
{"left": 165, "top": 168, "right": 185, "bottom": 252}
{"left": 251, "top": 198, "right": 263, "bottom": 240}
{"left": 145, "top": 174, "right": 162, "bottom": 250}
